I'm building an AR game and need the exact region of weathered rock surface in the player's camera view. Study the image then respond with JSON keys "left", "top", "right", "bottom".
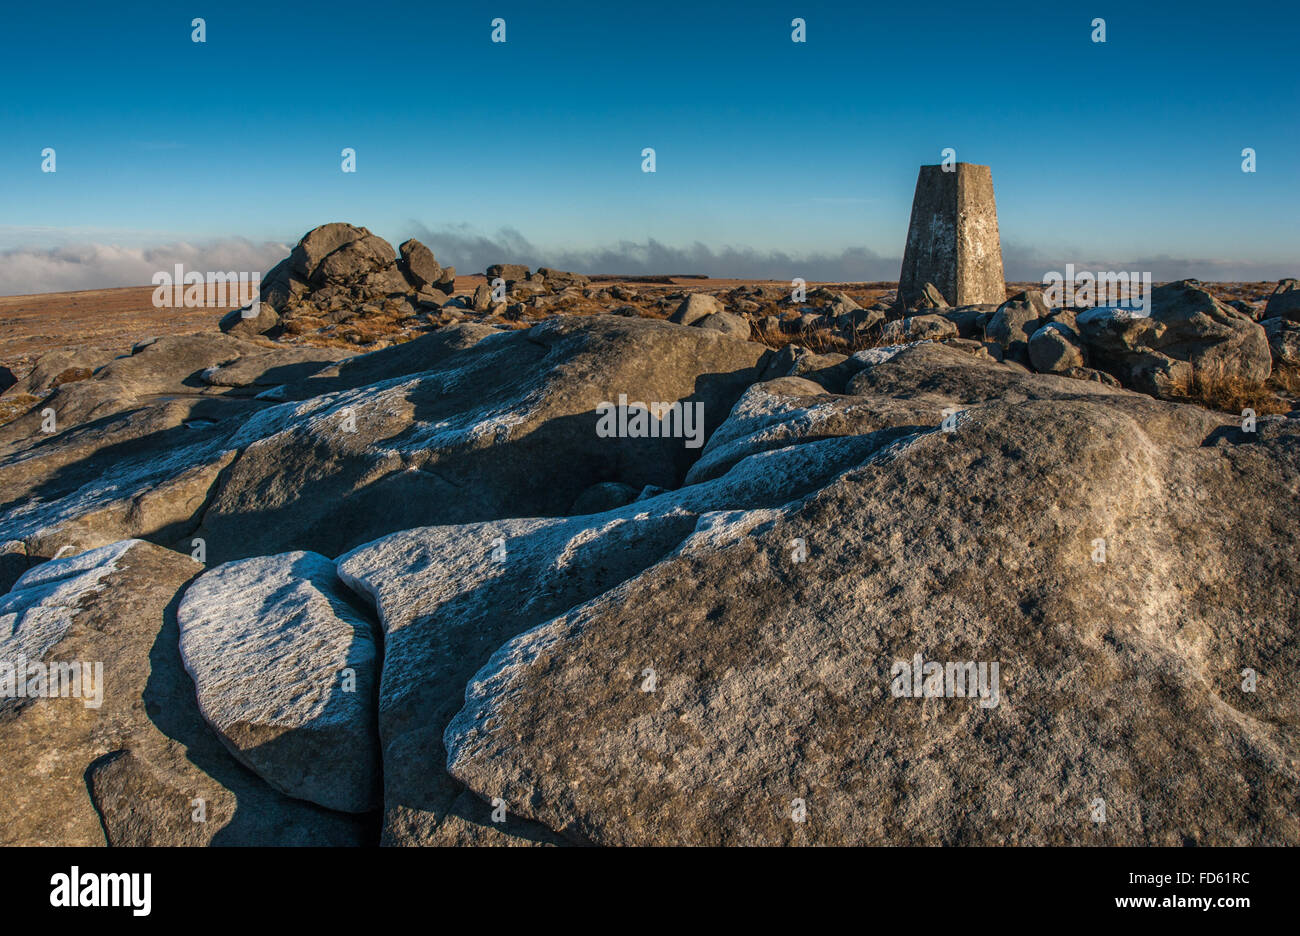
{"left": 1028, "top": 321, "right": 1087, "bottom": 374}
{"left": 694, "top": 311, "right": 752, "bottom": 339}
{"left": 1078, "top": 281, "right": 1272, "bottom": 394}
{"left": 881, "top": 313, "right": 958, "bottom": 344}
{"left": 178, "top": 552, "right": 380, "bottom": 813}
{"left": 1264, "top": 278, "right": 1300, "bottom": 321}
{"left": 445, "top": 350, "right": 1300, "bottom": 845}
{"left": 670, "top": 293, "right": 724, "bottom": 326}
{"left": 192, "top": 315, "right": 770, "bottom": 562}
{"left": 0, "top": 539, "right": 369, "bottom": 845}
{"left": 337, "top": 425, "right": 894, "bottom": 845}
{"left": 1264, "top": 316, "right": 1300, "bottom": 367}
{"left": 987, "top": 290, "right": 1049, "bottom": 364}
{"left": 219, "top": 301, "right": 281, "bottom": 338}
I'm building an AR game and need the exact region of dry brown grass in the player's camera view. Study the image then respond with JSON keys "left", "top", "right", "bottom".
{"left": 750, "top": 320, "right": 892, "bottom": 355}
{"left": 1167, "top": 371, "right": 1291, "bottom": 416}
{"left": 0, "top": 393, "right": 38, "bottom": 428}
{"left": 1267, "top": 364, "right": 1300, "bottom": 398}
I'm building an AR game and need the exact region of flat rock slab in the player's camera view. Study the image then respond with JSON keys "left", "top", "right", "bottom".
{"left": 178, "top": 551, "right": 381, "bottom": 813}
{"left": 0, "top": 539, "right": 368, "bottom": 845}
{"left": 336, "top": 423, "right": 891, "bottom": 845}
{"left": 445, "top": 361, "right": 1300, "bottom": 845}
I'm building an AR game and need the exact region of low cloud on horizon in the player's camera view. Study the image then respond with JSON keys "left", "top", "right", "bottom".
{"left": 0, "top": 225, "right": 1294, "bottom": 296}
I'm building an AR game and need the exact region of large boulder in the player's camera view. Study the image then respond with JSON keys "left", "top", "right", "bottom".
{"left": 289, "top": 223, "right": 369, "bottom": 280}
{"left": 443, "top": 350, "right": 1300, "bottom": 845}
{"left": 987, "top": 290, "right": 1049, "bottom": 364}
{"left": 1263, "top": 316, "right": 1300, "bottom": 368}
{"left": 310, "top": 234, "right": 398, "bottom": 287}
{"left": 0, "top": 540, "right": 368, "bottom": 845}
{"left": 486, "top": 263, "right": 529, "bottom": 284}
{"left": 398, "top": 239, "right": 443, "bottom": 290}
{"left": 1264, "top": 279, "right": 1300, "bottom": 321}
{"left": 178, "top": 552, "right": 381, "bottom": 813}
{"left": 1078, "top": 281, "right": 1272, "bottom": 394}
{"left": 1028, "top": 321, "right": 1086, "bottom": 374}
{"left": 670, "top": 293, "right": 724, "bottom": 326}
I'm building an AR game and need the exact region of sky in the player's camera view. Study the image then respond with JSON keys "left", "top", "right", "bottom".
{"left": 0, "top": 0, "right": 1296, "bottom": 293}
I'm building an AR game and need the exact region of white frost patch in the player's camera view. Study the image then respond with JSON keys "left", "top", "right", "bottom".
{"left": 1, "top": 539, "right": 140, "bottom": 669}
{"left": 675, "top": 508, "right": 788, "bottom": 557}
{"left": 850, "top": 342, "right": 928, "bottom": 368}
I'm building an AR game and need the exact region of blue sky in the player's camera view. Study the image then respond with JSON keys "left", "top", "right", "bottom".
{"left": 1, "top": 0, "right": 1296, "bottom": 290}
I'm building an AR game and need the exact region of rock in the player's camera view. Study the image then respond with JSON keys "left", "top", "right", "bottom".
{"left": 880, "top": 313, "right": 959, "bottom": 344}
{"left": 899, "top": 281, "right": 950, "bottom": 311}
{"left": 1028, "top": 321, "right": 1086, "bottom": 374}
{"left": 569, "top": 481, "right": 639, "bottom": 515}
{"left": 1077, "top": 281, "right": 1272, "bottom": 395}
{"left": 444, "top": 354, "right": 1300, "bottom": 846}
{"left": 190, "top": 316, "right": 770, "bottom": 563}
{"left": 471, "top": 284, "right": 493, "bottom": 312}
{"left": 398, "top": 239, "right": 442, "bottom": 290}
{"left": 0, "top": 365, "right": 15, "bottom": 394}
{"left": 987, "top": 290, "right": 1049, "bottom": 364}
{"left": 359, "top": 267, "right": 411, "bottom": 295}
{"left": 219, "top": 301, "right": 281, "bottom": 338}
{"left": 1263, "top": 317, "right": 1300, "bottom": 367}
{"left": 289, "top": 223, "right": 369, "bottom": 280}
{"left": 1062, "top": 366, "right": 1122, "bottom": 387}
{"left": 693, "top": 311, "right": 751, "bottom": 340}
{"left": 1129, "top": 351, "right": 1194, "bottom": 398}
{"left": 941, "top": 307, "right": 987, "bottom": 338}
{"left": 670, "top": 293, "right": 724, "bottom": 326}
{"left": 486, "top": 263, "right": 529, "bottom": 284}
{"left": 178, "top": 552, "right": 381, "bottom": 813}
{"left": 785, "top": 352, "right": 862, "bottom": 394}
{"left": 11, "top": 349, "right": 110, "bottom": 396}
{"left": 836, "top": 307, "right": 886, "bottom": 334}
{"left": 0, "top": 540, "right": 368, "bottom": 845}
{"left": 535, "top": 268, "right": 589, "bottom": 291}
{"left": 336, "top": 422, "right": 892, "bottom": 845}
{"left": 1264, "top": 279, "right": 1300, "bottom": 321}
{"left": 435, "top": 265, "right": 456, "bottom": 295}
{"left": 311, "top": 234, "right": 398, "bottom": 287}
{"left": 1228, "top": 299, "right": 1261, "bottom": 321}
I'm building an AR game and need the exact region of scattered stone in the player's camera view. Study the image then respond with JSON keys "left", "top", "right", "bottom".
{"left": 694, "top": 311, "right": 751, "bottom": 340}
{"left": 669, "top": 293, "right": 724, "bottom": 326}
{"left": 881, "top": 313, "right": 958, "bottom": 344}
{"left": 1028, "top": 321, "right": 1086, "bottom": 374}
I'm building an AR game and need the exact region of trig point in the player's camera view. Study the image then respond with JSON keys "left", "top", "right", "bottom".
{"left": 899, "top": 163, "right": 1006, "bottom": 306}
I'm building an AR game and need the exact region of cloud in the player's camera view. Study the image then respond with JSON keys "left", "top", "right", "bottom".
{"left": 0, "top": 239, "right": 289, "bottom": 296}
{"left": 0, "top": 226, "right": 1290, "bottom": 296}
{"left": 405, "top": 223, "right": 903, "bottom": 282}
{"left": 999, "top": 241, "right": 1294, "bottom": 284}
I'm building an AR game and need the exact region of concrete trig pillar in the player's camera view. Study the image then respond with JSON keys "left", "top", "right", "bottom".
{"left": 899, "top": 163, "right": 1006, "bottom": 307}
